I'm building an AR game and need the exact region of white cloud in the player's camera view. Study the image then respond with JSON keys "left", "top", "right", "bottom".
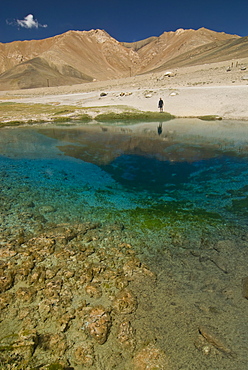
{"left": 11, "top": 14, "right": 47, "bottom": 29}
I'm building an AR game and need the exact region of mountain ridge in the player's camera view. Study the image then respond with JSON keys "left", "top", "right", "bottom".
{"left": 0, "top": 28, "right": 242, "bottom": 90}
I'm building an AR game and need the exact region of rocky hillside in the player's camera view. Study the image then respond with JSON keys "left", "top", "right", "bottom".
{"left": 0, "top": 28, "right": 241, "bottom": 90}
{"left": 150, "top": 35, "right": 248, "bottom": 71}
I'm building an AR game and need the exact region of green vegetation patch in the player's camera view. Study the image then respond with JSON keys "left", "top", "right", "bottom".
{"left": 0, "top": 119, "right": 48, "bottom": 128}
{"left": 47, "top": 364, "right": 65, "bottom": 370}
{"left": 198, "top": 115, "right": 222, "bottom": 121}
{"left": 74, "top": 113, "right": 92, "bottom": 122}
{"left": 95, "top": 111, "right": 175, "bottom": 123}
{"left": 52, "top": 117, "right": 73, "bottom": 123}
{"left": 0, "top": 102, "right": 94, "bottom": 126}
{"left": 0, "top": 102, "right": 14, "bottom": 106}
{"left": 0, "top": 101, "right": 76, "bottom": 118}
{"left": 53, "top": 109, "right": 75, "bottom": 115}
{"left": 0, "top": 121, "right": 24, "bottom": 127}
{"left": 52, "top": 114, "right": 92, "bottom": 124}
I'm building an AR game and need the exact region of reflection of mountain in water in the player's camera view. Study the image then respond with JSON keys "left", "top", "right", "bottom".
{"left": 37, "top": 126, "right": 248, "bottom": 199}
{"left": 39, "top": 126, "right": 233, "bottom": 166}
{"left": 0, "top": 125, "right": 247, "bottom": 224}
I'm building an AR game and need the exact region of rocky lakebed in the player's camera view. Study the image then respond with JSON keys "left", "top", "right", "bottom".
{"left": 1, "top": 218, "right": 248, "bottom": 369}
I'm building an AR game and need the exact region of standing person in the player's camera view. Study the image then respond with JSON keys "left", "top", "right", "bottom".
{"left": 158, "top": 98, "right": 164, "bottom": 112}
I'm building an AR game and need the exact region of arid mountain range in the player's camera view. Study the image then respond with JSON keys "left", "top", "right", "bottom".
{"left": 0, "top": 27, "right": 247, "bottom": 90}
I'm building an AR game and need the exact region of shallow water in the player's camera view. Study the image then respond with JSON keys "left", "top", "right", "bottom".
{"left": 0, "top": 120, "right": 248, "bottom": 233}
{"left": 1, "top": 119, "right": 248, "bottom": 368}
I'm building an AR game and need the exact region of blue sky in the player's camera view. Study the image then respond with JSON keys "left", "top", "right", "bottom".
{"left": 1, "top": 0, "right": 248, "bottom": 44}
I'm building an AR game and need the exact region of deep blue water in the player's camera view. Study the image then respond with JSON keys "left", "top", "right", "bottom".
{"left": 0, "top": 123, "right": 248, "bottom": 234}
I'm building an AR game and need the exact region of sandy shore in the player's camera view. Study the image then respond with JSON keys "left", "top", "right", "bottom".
{"left": 0, "top": 60, "right": 248, "bottom": 121}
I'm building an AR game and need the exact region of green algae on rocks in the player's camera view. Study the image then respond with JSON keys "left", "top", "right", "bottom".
{"left": 124, "top": 203, "right": 223, "bottom": 231}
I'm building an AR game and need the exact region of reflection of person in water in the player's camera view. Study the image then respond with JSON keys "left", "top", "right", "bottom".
{"left": 157, "top": 122, "right": 163, "bottom": 135}
{"left": 158, "top": 98, "right": 164, "bottom": 112}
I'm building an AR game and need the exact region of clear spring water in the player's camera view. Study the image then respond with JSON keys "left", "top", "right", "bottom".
{"left": 0, "top": 120, "right": 248, "bottom": 238}
{"left": 1, "top": 120, "right": 248, "bottom": 368}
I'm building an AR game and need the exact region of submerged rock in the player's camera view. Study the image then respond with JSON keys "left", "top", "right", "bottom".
{"left": 85, "top": 283, "right": 102, "bottom": 298}
{"left": 0, "top": 267, "right": 14, "bottom": 293}
{"left": 132, "top": 343, "right": 168, "bottom": 369}
{"left": 113, "top": 289, "right": 137, "bottom": 314}
{"left": 74, "top": 343, "right": 95, "bottom": 366}
{"left": 117, "top": 320, "right": 136, "bottom": 351}
{"left": 0, "top": 221, "right": 156, "bottom": 368}
{"left": 84, "top": 305, "right": 112, "bottom": 344}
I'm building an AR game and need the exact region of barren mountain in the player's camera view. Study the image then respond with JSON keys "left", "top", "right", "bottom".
{"left": 124, "top": 27, "right": 240, "bottom": 73}
{"left": 0, "top": 28, "right": 241, "bottom": 90}
{"left": 150, "top": 35, "right": 248, "bottom": 72}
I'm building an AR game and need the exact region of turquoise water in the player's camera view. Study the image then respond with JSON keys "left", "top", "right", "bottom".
{"left": 1, "top": 120, "right": 248, "bottom": 369}
{"left": 0, "top": 121, "right": 248, "bottom": 237}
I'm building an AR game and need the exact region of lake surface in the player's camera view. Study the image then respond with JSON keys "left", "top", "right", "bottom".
{"left": 0, "top": 119, "right": 248, "bottom": 235}
{"left": 1, "top": 119, "right": 248, "bottom": 368}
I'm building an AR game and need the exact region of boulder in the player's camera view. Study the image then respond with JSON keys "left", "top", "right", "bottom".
{"left": 164, "top": 71, "right": 176, "bottom": 77}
